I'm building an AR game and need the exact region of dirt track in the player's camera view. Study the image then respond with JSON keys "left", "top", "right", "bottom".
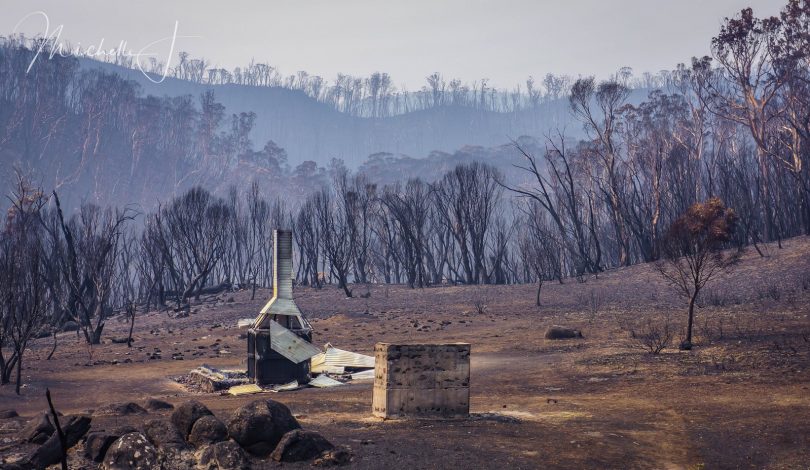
{"left": 2, "top": 237, "right": 809, "bottom": 469}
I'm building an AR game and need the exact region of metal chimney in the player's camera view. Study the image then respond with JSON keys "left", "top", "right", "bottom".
{"left": 253, "top": 229, "right": 311, "bottom": 331}
{"left": 273, "top": 230, "right": 294, "bottom": 300}
{"left": 248, "top": 229, "right": 319, "bottom": 386}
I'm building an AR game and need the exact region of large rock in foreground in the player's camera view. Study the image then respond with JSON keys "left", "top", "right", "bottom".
{"left": 188, "top": 415, "right": 227, "bottom": 447}
{"left": 85, "top": 431, "right": 120, "bottom": 463}
{"left": 21, "top": 412, "right": 54, "bottom": 444}
{"left": 23, "top": 415, "right": 92, "bottom": 469}
{"left": 102, "top": 432, "right": 159, "bottom": 470}
{"left": 270, "top": 429, "right": 333, "bottom": 462}
{"left": 197, "top": 439, "right": 249, "bottom": 470}
{"left": 227, "top": 399, "right": 300, "bottom": 456}
{"left": 171, "top": 400, "right": 213, "bottom": 439}
{"left": 144, "top": 419, "right": 188, "bottom": 451}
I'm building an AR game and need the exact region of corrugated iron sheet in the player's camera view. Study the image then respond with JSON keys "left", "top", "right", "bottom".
{"left": 228, "top": 384, "right": 263, "bottom": 396}
{"left": 310, "top": 363, "right": 345, "bottom": 374}
{"left": 270, "top": 380, "right": 300, "bottom": 392}
{"left": 309, "top": 375, "right": 345, "bottom": 388}
{"left": 350, "top": 369, "right": 375, "bottom": 380}
{"left": 268, "top": 321, "right": 321, "bottom": 363}
{"left": 311, "top": 343, "right": 375, "bottom": 369}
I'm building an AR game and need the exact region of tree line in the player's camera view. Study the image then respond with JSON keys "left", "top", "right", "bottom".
{"left": 3, "top": 35, "right": 670, "bottom": 118}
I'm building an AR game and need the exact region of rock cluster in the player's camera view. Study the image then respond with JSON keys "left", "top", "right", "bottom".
{"left": 8, "top": 398, "right": 350, "bottom": 469}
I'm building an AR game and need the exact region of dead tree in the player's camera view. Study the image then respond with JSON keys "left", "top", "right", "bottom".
{"left": 370, "top": 199, "right": 403, "bottom": 284}
{"left": 434, "top": 162, "right": 502, "bottom": 284}
{"left": 338, "top": 172, "right": 376, "bottom": 284}
{"left": 0, "top": 177, "right": 49, "bottom": 393}
{"left": 294, "top": 197, "right": 321, "bottom": 288}
{"left": 517, "top": 200, "right": 562, "bottom": 306}
{"left": 505, "top": 134, "right": 603, "bottom": 276}
{"left": 245, "top": 183, "right": 273, "bottom": 298}
{"left": 381, "top": 179, "right": 430, "bottom": 288}
{"left": 151, "top": 187, "right": 231, "bottom": 307}
{"left": 313, "top": 188, "right": 355, "bottom": 297}
{"left": 570, "top": 78, "right": 633, "bottom": 266}
{"left": 48, "top": 193, "right": 133, "bottom": 344}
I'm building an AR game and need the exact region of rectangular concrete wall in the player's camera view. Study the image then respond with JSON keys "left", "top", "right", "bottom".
{"left": 372, "top": 343, "right": 470, "bottom": 418}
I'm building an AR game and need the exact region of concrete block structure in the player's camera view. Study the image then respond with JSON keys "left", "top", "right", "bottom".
{"left": 372, "top": 343, "right": 470, "bottom": 419}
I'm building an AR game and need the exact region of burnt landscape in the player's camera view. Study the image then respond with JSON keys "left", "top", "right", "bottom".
{"left": 2, "top": 0, "right": 810, "bottom": 469}
{"left": 1, "top": 237, "right": 809, "bottom": 469}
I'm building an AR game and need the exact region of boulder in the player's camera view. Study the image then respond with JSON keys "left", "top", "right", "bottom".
{"left": 227, "top": 399, "right": 300, "bottom": 456}
{"left": 197, "top": 439, "right": 249, "bottom": 470}
{"left": 144, "top": 419, "right": 191, "bottom": 468}
{"left": 93, "top": 402, "right": 149, "bottom": 416}
{"left": 271, "top": 429, "right": 333, "bottom": 462}
{"left": 62, "top": 320, "right": 79, "bottom": 332}
{"left": 23, "top": 415, "right": 92, "bottom": 469}
{"left": 85, "top": 431, "right": 120, "bottom": 462}
{"left": 171, "top": 400, "right": 213, "bottom": 438}
{"left": 144, "top": 399, "right": 174, "bottom": 412}
{"left": 0, "top": 409, "right": 18, "bottom": 419}
{"left": 544, "top": 326, "right": 583, "bottom": 340}
{"left": 21, "top": 412, "right": 54, "bottom": 444}
{"left": 312, "top": 445, "right": 353, "bottom": 467}
{"left": 188, "top": 415, "right": 227, "bottom": 447}
{"left": 143, "top": 419, "right": 187, "bottom": 451}
{"left": 102, "top": 432, "right": 159, "bottom": 470}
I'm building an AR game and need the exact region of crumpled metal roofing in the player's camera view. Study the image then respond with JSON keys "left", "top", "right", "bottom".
{"left": 268, "top": 321, "right": 321, "bottom": 363}
{"left": 309, "top": 374, "right": 345, "bottom": 388}
{"left": 310, "top": 343, "right": 375, "bottom": 369}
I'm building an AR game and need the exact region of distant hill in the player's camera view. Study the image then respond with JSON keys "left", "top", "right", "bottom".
{"left": 1, "top": 45, "right": 653, "bottom": 210}
{"left": 79, "top": 58, "right": 588, "bottom": 168}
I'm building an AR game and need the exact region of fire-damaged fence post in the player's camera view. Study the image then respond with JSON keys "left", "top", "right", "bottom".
{"left": 372, "top": 343, "right": 471, "bottom": 419}
{"left": 248, "top": 229, "right": 321, "bottom": 385}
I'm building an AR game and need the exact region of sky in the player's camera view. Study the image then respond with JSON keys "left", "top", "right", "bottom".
{"left": 1, "top": 0, "right": 784, "bottom": 90}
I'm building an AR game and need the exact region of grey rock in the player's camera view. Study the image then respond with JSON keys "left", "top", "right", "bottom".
{"left": 102, "top": 432, "right": 159, "bottom": 470}
{"left": 270, "top": 429, "right": 333, "bottom": 462}
{"left": 196, "top": 439, "right": 248, "bottom": 470}
{"left": 227, "top": 399, "right": 300, "bottom": 456}
{"left": 188, "top": 415, "right": 227, "bottom": 447}
{"left": 544, "top": 326, "right": 583, "bottom": 339}
{"left": 144, "top": 419, "right": 187, "bottom": 451}
{"left": 21, "top": 412, "right": 54, "bottom": 444}
{"left": 85, "top": 432, "right": 120, "bottom": 462}
{"left": 171, "top": 400, "right": 214, "bottom": 439}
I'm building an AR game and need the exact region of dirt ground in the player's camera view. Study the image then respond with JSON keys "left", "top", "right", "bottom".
{"left": 2, "top": 237, "right": 809, "bottom": 469}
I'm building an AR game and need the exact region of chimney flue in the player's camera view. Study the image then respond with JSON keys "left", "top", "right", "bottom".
{"left": 274, "top": 230, "right": 293, "bottom": 300}
{"left": 253, "top": 229, "right": 311, "bottom": 332}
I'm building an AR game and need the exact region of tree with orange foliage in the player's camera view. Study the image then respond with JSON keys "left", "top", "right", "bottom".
{"left": 656, "top": 198, "right": 741, "bottom": 350}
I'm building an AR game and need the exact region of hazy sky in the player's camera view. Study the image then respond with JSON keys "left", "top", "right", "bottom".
{"left": 2, "top": 0, "right": 783, "bottom": 90}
